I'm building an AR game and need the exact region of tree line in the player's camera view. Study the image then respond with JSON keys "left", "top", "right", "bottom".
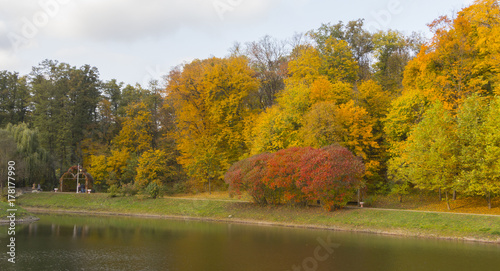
{"left": 1, "top": 0, "right": 499, "bottom": 207}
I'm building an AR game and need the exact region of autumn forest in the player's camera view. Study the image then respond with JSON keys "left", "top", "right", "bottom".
{"left": 1, "top": 0, "right": 500, "bottom": 209}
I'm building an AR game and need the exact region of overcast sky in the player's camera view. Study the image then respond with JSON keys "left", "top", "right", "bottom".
{"left": 1, "top": 0, "right": 475, "bottom": 87}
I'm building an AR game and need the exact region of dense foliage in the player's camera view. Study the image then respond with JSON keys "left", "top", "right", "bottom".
{"left": 1, "top": 0, "right": 499, "bottom": 209}
{"left": 225, "top": 145, "right": 364, "bottom": 211}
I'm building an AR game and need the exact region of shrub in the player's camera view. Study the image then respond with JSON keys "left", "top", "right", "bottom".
{"left": 225, "top": 152, "right": 272, "bottom": 205}
{"left": 146, "top": 182, "right": 160, "bottom": 199}
{"left": 225, "top": 145, "right": 365, "bottom": 211}
{"left": 120, "top": 182, "right": 139, "bottom": 196}
{"left": 107, "top": 184, "right": 120, "bottom": 198}
{"left": 263, "top": 147, "right": 312, "bottom": 205}
{"left": 173, "top": 181, "right": 187, "bottom": 194}
{"left": 298, "top": 145, "right": 365, "bottom": 211}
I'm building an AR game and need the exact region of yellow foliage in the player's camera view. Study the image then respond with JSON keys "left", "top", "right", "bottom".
{"left": 403, "top": 0, "right": 500, "bottom": 111}
{"left": 167, "top": 56, "right": 259, "bottom": 184}
{"left": 106, "top": 148, "right": 132, "bottom": 184}
{"left": 288, "top": 45, "right": 322, "bottom": 84}
{"left": 113, "top": 102, "right": 153, "bottom": 154}
{"left": 135, "top": 149, "right": 170, "bottom": 188}
{"left": 87, "top": 155, "right": 107, "bottom": 185}
{"left": 309, "top": 76, "right": 352, "bottom": 105}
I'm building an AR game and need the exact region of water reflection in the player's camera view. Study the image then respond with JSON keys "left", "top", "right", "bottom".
{"left": 0, "top": 213, "right": 499, "bottom": 271}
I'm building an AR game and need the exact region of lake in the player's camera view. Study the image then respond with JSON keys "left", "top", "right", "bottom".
{"left": 1, "top": 213, "right": 499, "bottom": 270}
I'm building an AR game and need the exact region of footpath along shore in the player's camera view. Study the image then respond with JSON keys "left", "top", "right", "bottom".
{"left": 12, "top": 192, "right": 500, "bottom": 244}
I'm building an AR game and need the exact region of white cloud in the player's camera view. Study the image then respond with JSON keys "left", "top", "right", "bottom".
{"left": 45, "top": 0, "right": 279, "bottom": 42}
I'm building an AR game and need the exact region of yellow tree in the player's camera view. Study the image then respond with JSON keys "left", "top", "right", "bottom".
{"left": 287, "top": 45, "right": 322, "bottom": 84}
{"left": 167, "top": 56, "right": 259, "bottom": 188}
{"left": 404, "top": 101, "right": 459, "bottom": 210}
{"left": 309, "top": 76, "right": 352, "bottom": 105}
{"left": 135, "top": 149, "right": 172, "bottom": 188}
{"left": 87, "top": 154, "right": 108, "bottom": 186}
{"left": 300, "top": 101, "right": 379, "bottom": 182}
{"left": 318, "top": 37, "right": 359, "bottom": 84}
{"left": 113, "top": 102, "right": 154, "bottom": 154}
{"left": 403, "top": 0, "right": 500, "bottom": 110}
{"left": 106, "top": 148, "right": 136, "bottom": 185}
{"left": 247, "top": 81, "right": 311, "bottom": 155}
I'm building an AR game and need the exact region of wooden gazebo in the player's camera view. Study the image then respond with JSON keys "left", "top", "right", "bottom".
{"left": 59, "top": 165, "right": 94, "bottom": 192}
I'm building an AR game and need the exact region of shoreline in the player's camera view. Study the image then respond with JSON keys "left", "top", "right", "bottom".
{"left": 0, "top": 216, "right": 40, "bottom": 224}
{"left": 22, "top": 206, "right": 500, "bottom": 245}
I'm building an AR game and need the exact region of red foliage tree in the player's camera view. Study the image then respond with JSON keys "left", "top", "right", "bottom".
{"left": 298, "top": 145, "right": 365, "bottom": 211}
{"left": 224, "top": 152, "right": 272, "bottom": 205}
{"left": 225, "top": 145, "right": 365, "bottom": 211}
{"left": 263, "top": 146, "right": 312, "bottom": 205}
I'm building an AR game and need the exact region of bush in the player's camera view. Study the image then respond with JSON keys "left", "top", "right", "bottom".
{"left": 146, "top": 182, "right": 160, "bottom": 199}
{"left": 173, "top": 181, "right": 187, "bottom": 194}
{"left": 225, "top": 152, "right": 273, "bottom": 205}
{"left": 120, "top": 183, "right": 139, "bottom": 196}
{"left": 225, "top": 145, "right": 365, "bottom": 211}
{"left": 107, "top": 184, "right": 120, "bottom": 198}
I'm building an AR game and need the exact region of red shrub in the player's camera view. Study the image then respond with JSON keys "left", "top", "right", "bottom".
{"left": 298, "top": 145, "right": 365, "bottom": 211}
{"left": 225, "top": 152, "right": 272, "bottom": 205}
{"left": 263, "top": 146, "right": 313, "bottom": 205}
{"left": 225, "top": 145, "right": 365, "bottom": 211}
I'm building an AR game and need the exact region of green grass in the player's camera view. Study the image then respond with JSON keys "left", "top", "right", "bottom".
{"left": 0, "top": 200, "right": 32, "bottom": 220}
{"left": 17, "top": 192, "right": 500, "bottom": 242}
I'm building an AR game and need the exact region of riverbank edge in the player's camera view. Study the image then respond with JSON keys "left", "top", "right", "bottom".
{"left": 0, "top": 216, "right": 40, "bottom": 224}
{"left": 22, "top": 206, "right": 500, "bottom": 244}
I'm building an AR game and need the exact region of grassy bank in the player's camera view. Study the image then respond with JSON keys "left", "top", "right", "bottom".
{"left": 0, "top": 201, "right": 38, "bottom": 222}
{"left": 17, "top": 192, "right": 500, "bottom": 243}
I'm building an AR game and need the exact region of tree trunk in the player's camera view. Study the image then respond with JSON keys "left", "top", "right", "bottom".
{"left": 445, "top": 191, "right": 451, "bottom": 210}
{"left": 453, "top": 190, "right": 456, "bottom": 200}
{"left": 357, "top": 189, "right": 361, "bottom": 206}
{"left": 438, "top": 188, "right": 442, "bottom": 201}
{"left": 488, "top": 191, "right": 491, "bottom": 210}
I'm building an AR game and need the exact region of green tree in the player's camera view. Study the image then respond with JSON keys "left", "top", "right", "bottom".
{"left": 309, "top": 20, "right": 373, "bottom": 80}
{"left": 478, "top": 96, "right": 500, "bottom": 208}
{"left": 372, "top": 30, "right": 423, "bottom": 93}
{"left": 3, "top": 123, "right": 53, "bottom": 188}
{"left": 0, "top": 71, "right": 30, "bottom": 127}
{"left": 404, "top": 101, "right": 458, "bottom": 209}
{"left": 30, "top": 60, "right": 101, "bottom": 171}
{"left": 456, "top": 95, "right": 489, "bottom": 195}
{"left": 0, "top": 129, "right": 19, "bottom": 193}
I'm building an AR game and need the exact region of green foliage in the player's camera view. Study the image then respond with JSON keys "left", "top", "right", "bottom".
{"left": 30, "top": 60, "right": 101, "bottom": 171}
{"left": 405, "top": 102, "right": 458, "bottom": 192}
{"left": 145, "top": 182, "right": 160, "bottom": 199}
{"left": 0, "top": 71, "right": 30, "bottom": 126}
{"left": 120, "top": 182, "right": 139, "bottom": 196}
{"left": 3, "top": 123, "right": 53, "bottom": 187}
{"left": 107, "top": 184, "right": 120, "bottom": 198}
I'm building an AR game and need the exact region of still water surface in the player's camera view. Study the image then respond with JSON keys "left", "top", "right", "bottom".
{"left": 0, "top": 213, "right": 499, "bottom": 271}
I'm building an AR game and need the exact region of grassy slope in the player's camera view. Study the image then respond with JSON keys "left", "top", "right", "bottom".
{"left": 16, "top": 192, "right": 500, "bottom": 242}
{"left": 0, "top": 201, "right": 32, "bottom": 220}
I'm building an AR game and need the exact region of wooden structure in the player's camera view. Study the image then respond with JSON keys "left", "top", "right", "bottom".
{"left": 59, "top": 165, "right": 94, "bottom": 192}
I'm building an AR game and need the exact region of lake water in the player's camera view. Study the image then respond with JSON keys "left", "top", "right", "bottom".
{"left": 0, "top": 213, "right": 499, "bottom": 271}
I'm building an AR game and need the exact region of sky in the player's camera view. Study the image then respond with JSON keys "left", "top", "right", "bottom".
{"left": 0, "top": 0, "right": 475, "bottom": 87}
